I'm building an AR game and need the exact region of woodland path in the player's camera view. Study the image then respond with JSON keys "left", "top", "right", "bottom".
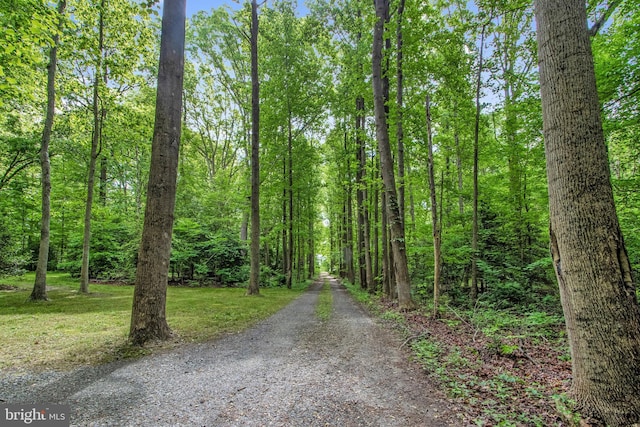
{"left": 2, "top": 274, "right": 457, "bottom": 426}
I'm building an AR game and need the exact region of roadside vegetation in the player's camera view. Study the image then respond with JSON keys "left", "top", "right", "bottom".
{"left": 315, "top": 279, "right": 333, "bottom": 321}
{"left": 342, "top": 280, "right": 571, "bottom": 426}
{"left": 0, "top": 273, "right": 308, "bottom": 372}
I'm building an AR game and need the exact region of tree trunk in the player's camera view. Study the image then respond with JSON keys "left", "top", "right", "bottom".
{"left": 372, "top": 0, "right": 414, "bottom": 310}
{"left": 31, "top": 0, "right": 66, "bottom": 302}
{"left": 536, "top": 0, "right": 640, "bottom": 424}
{"left": 396, "top": 0, "right": 406, "bottom": 228}
{"left": 129, "top": 0, "right": 186, "bottom": 346}
{"left": 426, "top": 95, "right": 441, "bottom": 318}
{"left": 80, "top": 0, "right": 106, "bottom": 293}
{"left": 286, "top": 114, "right": 294, "bottom": 289}
{"left": 356, "top": 97, "right": 374, "bottom": 292}
{"left": 470, "top": 22, "right": 486, "bottom": 302}
{"left": 247, "top": 0, "right": 260, "bottom": 296}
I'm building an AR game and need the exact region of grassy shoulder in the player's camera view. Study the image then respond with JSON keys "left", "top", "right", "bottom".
{"left": 0, "top": 273, "right": 308, "bottom": 372}
{"left": 341, "top": 279, "right": 571, "bottom": 427}
{"left": 315, "top": 279, "right": 333, "bottom": 321}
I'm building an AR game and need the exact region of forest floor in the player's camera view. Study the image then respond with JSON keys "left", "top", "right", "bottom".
{"left": 0, "top": 273, "right": 461, "bottom": 426}
{"left": 348, "top": 286, "right": 574, "bottom": 426}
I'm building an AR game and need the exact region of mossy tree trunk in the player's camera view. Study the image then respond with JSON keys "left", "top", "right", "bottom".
{"left": 130, "top": 0, "right": 186, "bottom": 346}
{"left": 536, "top": 0, "right": 640, "bottom": 424}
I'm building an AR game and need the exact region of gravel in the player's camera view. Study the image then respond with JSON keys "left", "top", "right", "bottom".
{"left": 1, "top": 274, "right": 458, "bottom": 426}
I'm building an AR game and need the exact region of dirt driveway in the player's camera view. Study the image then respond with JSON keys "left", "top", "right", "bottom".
{"left": 2, "top": 274, "right": 457, "bottom": 426}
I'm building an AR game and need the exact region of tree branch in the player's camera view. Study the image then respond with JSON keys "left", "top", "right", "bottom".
{"left": 589, "top": 0, "right": 621, "bottom": 37}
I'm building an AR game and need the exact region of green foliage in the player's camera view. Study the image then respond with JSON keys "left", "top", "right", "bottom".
{"left": 171, "top": 219, "right": 248, "bottom": 285}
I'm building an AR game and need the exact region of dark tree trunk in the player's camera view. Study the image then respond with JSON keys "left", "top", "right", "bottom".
{"left": 286, "top": 115, "right": 294, "bottom": 289}
{"left": 426, "top": 95, "right": 442, "bottom": 318}
{"left": 247, "top": 0, "right": 260, "bottom": 296}
{"left": 470, "top": 22, "right": 486, "bottom": 302}
{"left": 373, "top": 0, "right": 414, "bottom": 310}
{"left": 536, "top": 0, "right": 640, "bottom": 424}
{"left": 396, "top": 0, "right": 406, "bottom": 227}
{"left": 31, "top": 0, "right": 66, "bottom": 302}
{"left": 129, "top": 0, "right": 186, "bottom": 346}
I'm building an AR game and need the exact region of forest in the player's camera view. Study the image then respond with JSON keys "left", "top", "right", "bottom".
{"left": 1, "top": 0, "right": 640, "bottom": 424}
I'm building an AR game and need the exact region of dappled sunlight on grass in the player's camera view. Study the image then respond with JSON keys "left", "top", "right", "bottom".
{"left": 0, "top": 273, "right": 307, "bottom": 371}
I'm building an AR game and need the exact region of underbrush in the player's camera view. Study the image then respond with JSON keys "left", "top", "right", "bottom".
{"left": 341, "top": 279, "right": 572, "bottom": 426}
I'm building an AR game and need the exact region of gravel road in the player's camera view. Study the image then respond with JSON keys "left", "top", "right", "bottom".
{"left": 1, "top": 273, "right": 457, "bottom": 426}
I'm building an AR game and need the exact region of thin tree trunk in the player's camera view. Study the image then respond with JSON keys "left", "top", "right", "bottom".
{"left": 31, "top": 0, "right": 66, "bottom": 302}
{"left": 373, "top": 0, "right": 414, "bottom": 310}
{"left": 356, "top": 99, "right": 366, "bottom": 289}
{"left": 247, "top": 0, "right": 260, "bottom": 296}
{"left": 373, "top": 157, "right": 380, "bottom": 290}
{"left": 536, "top": 0, "right": 640, "bottom": 423}
{"left": 470, "top": 22, "right": 486, "bottom": 302}
{"left": 80, "top": 0, "right": 106, "bottom": 293}
{"left": 282, "top": 156, "right": 288, "bottom": 279}
{"left": 426, "top": 95, "right": 441, "bottom": 318}
{"left": 129, "top": 0, "right": 186, "bottom": 346}
{"left": 286, "top": 115, "right": 294, "bottom": 289}
{"left": 99, "top": 154, "right": 107, "bottom": 206}
{"left": 396, "top": 0, "right": 406, "bottom": 228}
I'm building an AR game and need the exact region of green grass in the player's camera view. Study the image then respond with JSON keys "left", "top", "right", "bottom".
{"left": 0, "top": 272, "right": 307, "bottom": 371}
{"left": 316, "top": 280, "right": 333, "bottom": 321}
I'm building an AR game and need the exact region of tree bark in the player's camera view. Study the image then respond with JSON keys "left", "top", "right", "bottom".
{"left": 129, "top": 0, "right": 186, "bottom": 346}
{"left": 535, "top": 0, "right": 640, "bottom": 424}
{"left": 372, "top": 0, "right": 414, "bottom": 310}
{"left": 31, "top": 0, "right": 66, "bottom": 302}
{"left": 247, "top": 0, "right": 260, "bottom": 296}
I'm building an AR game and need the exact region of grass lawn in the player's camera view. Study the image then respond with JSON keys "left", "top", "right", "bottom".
{"left": 0, "top": 272, "right": 308, "bottom": 372}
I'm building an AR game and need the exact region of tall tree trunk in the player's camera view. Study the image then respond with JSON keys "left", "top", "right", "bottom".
{"left": 356, "top": 97, "right": 374, "bottom": 292}
{"left": 282, "top": 156, "right": 288, "bottom": 279}
{"left": 343, "top": 129, "right": 355, "bottom": 284}
{"left": 536, "top": 0, "right": 640, "bottom": 424}
{"left": 454, "top": 106, "right": 464, "bottom": 216}
{"left": 470, "top": 22, "right": 486, "bottom": 302}
{"left": 247, "top": 0, "right": 260, "bottom": 296}
{"left": 99, "top": 154, "right": 107, "bottom": 206}
{"left": 31, "top": 0, "right": 66, "bottom": 302}
{"left": 129, "top": 0, "right": 186, "bottom": 346}
{"left": 356, "top": 104, "right": 366, "bottom": 289}
{"left": 80, "top": 0, "right": 106, "bottom": 294}
{"left": 396, "top": 0, "right": 406, "bottom": 228}
{"left": 308, "top": 218, "right": 314, "bottom": 278}
{"left": 373, "top": 158, "right": 380, "bottom": 290}
{"left": 286, "top": 114, "right": 294, "bottom": 289}
{"left": 372, "top": 0, "right": 414, "bottom": 310}
{"left": 426, "top": 95, "right": 441, "bottom": 318}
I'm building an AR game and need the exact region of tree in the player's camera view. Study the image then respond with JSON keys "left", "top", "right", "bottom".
{"left": 31, "top": 0, "right": 67, "bottom": 301}
{"left": 80, "top": 0, "right": 106, "bottom": 293}
{"left": 425, "top": 95, "right": 441, "bottom": 318}
{"left": 247, "top": 0, "right": 260, "bottom": 295}
{"left": 130, "top": 0, "right": 186, "bottom": 346}
{"left": 535, "top": 0, "right": 640, "bottom": 424}
{"left": 372, "top": 0, "right": 414, "bottom": 310}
